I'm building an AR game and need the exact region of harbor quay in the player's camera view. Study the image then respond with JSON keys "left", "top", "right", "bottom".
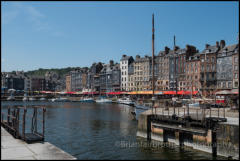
{"left": 1, "top": 127, "right": 76, "bottom": 160}
{"left": 136, "top": 106, "right": 239, "bottom": 159}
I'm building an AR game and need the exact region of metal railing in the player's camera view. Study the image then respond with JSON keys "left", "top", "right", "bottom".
{"left": 1, "top": 106, "right": 46, "bottom": 142}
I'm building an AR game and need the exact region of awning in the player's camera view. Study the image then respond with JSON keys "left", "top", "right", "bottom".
{"left": 156, "top": 91, "right": 164, "bottom": 95}
{"left": 83, "top": 92, "right": 98, "bottom": 95}
{"left": 163, "top": 91, "right": 176, "bottom": 95}
{"left": 107, "top": 91, "right": 124, "bottom": 95}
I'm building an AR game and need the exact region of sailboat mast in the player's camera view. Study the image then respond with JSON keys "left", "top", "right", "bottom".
{"left": 151, "top": 14, "right": 155, "bottom": 114}
{"left": 152, "top": 14, "right": 155, "bottom": 98}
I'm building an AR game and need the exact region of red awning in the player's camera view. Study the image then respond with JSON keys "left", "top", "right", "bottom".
{"left": 163, "top": 91, "right": 176, "bottom": 95}
{"left": 106, "top": 91, "right": 125, "bottom": 95}
{"left": 83, "top": 92, "right": 98, "bottom": 95}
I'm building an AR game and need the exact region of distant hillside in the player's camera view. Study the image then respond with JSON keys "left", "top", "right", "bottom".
{"left": 25, "top": 67, "right": 82, "bottom": 77}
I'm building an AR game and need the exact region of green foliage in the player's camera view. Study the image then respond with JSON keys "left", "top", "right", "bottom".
{"left": 25, "top": 67, "right": 81, "bottom": 77}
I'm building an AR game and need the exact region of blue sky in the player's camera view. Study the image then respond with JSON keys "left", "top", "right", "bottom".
{"left": 1, "top": 1, "right": 239, "bottom": 72}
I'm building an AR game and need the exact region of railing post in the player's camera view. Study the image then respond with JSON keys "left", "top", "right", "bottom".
{"left": 184, "top": 108, "right": 185, "bottom": 117}
{"left": 7, "top": 107, "right": 10, "bottom": 124}
{"left": 218, "top": 106, "right": 219, "bottom": 118}
{"left": 210, "top": 107, "right": 211, "bottom": 118}
{"left": 223, "top": 107, "right": 225, "bottom": 118}
{"left": 178, "top": 107, "right": 179, "bottom": 116}
{"left": 168, "top": 107, "right": 169, "bottom": 117}
{"left": 197, "top": 109, "right": 198, "bottom": 121}
{"left": 16, "top": 108, "right": 20, "bottom": 139}
{"left": 22, "top": 108, "right": 27, "bottom": 141}
{"left": 43, "top": 107, "right": 46, "bottom": 140}
{"left": 35, "top": 108, "right": 38, "bottom": 134}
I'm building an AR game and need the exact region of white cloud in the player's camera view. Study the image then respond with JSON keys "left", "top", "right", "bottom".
{"left": 3, "top": 2, "right": 64, "bottom": 36}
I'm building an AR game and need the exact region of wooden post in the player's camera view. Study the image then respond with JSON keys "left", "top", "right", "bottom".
{"left": 218, "top": 106, "right": 219, "bottom": 118}
{"left": 178, "top": 107, "right": 179, "bottom": 116}
{"left": 147, "top": 115, "right": 151, "bottom": 141}
{"left": 184, "top": 108, "right": 185, "bottom": 117}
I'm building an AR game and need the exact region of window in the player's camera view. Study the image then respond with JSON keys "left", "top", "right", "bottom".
{"left": 228, "top": 82, "right": 232, "bottom": 88}
{"left": 212, "top": 57, "right": 215, "bottom": 63}
{"left": 234, "top": 81, "right": 239, "bottom": 88}
{"left": 234, "top": 57, "right": 238, "bottom": 63}
{"left": 222, "top": 82, "right": 226, "bottom": 88}
{"left": 234, "top": 65, "right": 238, "bottom": 71}
{"left": 235, "top": 73, "right": 238, "bottom": 79}
{"left": 207, "top": 65, "right": 209, "bottom": 71}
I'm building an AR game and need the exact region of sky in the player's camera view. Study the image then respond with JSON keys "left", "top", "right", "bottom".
{"left": 1, "top": 1, "right": 239, "bottom": 72}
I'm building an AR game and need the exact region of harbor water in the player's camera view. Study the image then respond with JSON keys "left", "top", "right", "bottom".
{"left": 1, "top": 101, "right": 227, "bottom": 160}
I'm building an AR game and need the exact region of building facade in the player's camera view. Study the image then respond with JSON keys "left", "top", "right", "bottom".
{"left": 200, "top": 41, "right": 222, "bottom": 97}
{"left": 66, "top": 75, "right": 71, "bottom": 92}
{"left": 156, "top": 47, "right": 170, "bottom": 91}
{"left": 120, "top": 55, "right": 134, "bottom": 91}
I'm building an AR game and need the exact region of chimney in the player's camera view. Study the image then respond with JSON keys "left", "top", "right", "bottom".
{"left": 164, "top": 46, "right": 170, "bottom": 54}
{"left": 122, "top": 54, "right": 126, "bottom": 58}
{"left": 136, "top": 55, "right": 140, "bottom": 59}
{"left": 220, "top": 40, "right": 226, "bottom": 49}
{"left": 205, "top": 44, "right": 210, "bottom": 49}
{"left": 174, "top": 46, "right": 179, "bottom": 51}
{"left": 109, "top": 60, "right": 114, "bottom": 66}
{"left": 216, "top": 41, "right": 219, "bottom": 48}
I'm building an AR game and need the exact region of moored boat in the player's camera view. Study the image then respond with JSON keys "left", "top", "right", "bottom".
{"left": 117, "top": 97, "right": 135, "bottom": 106}
{"left": 80, "top": 97, "right": 95, "bottom": 103}
{"left": 96, "top": 97, "right": 112, "bottom": 103}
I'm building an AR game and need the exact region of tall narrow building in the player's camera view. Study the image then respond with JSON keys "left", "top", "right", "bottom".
{"left": 120, "top": 55, "right": 134, "bottom": 91}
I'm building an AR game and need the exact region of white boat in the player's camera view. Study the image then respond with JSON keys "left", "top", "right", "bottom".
{"left": 188, "top": 102, "right": 200, "bottom": 108}
{"left": 117, "top": 97, "right": 135, "bottom": 106}
{"left": 29, "top": 97, "right": 36, "bottom": 101}
{"left": 39, "top": 97, "right": 46, "bottom": 101}
{"left": 80, "top": 97, "right": 95, "bottom": 103}
{"left": 54, "top": 97, "right": 70, "bottom": 102}
{"left": 51, "top": 98, "right": 56, "bottom": 102}
{"left": 95, "top": 97, "right": 112, "bottom": 103}
{"left": 7, "top": 95, "right": 15, "bottom": 101}
{"left": 23, "top": 97, "right": 28, "bottom": 101}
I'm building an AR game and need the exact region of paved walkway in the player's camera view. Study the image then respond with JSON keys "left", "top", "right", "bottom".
{"left": 1, "top": 127, "right": 76, "bottom": 160}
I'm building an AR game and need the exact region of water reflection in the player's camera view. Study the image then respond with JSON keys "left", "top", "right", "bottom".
{"left": 1, "top": 101, "right": 226, "bottom": 160}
